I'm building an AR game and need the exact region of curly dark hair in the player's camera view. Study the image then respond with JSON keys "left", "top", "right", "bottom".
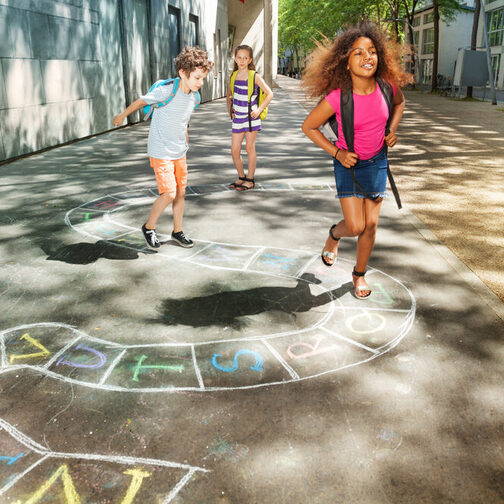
{"left": 175, "top": 46, "right": 214, "bottom": 75}
{"left": 302, "top": 22, "right": 413, "bottom": 98}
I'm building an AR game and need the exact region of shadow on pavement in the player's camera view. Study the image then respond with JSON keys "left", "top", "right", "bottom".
{"left": 41, "top": 240, "right": 154, "bottom": 264}
{"left": 157, "top": 272, "right": 353, "bottom": 328}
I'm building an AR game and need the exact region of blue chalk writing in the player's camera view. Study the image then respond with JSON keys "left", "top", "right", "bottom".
{"left": 212, "top": 350, "right": 264, "bottom": 373}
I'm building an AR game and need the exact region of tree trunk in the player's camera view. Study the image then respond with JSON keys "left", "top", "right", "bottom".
{"left": 467, "top": 0, "right": 481, "bottom": 98}
{"left": 431, "top": 0, "right": 440, "bottom": 91}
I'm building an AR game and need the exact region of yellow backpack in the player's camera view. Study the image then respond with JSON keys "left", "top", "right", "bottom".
{"left": 230, "top": 69, "right": 268, "bottom": 121}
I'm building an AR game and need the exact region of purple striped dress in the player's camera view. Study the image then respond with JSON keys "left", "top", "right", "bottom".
{"left": 232, "top": 79, "right": 261, "bottom": 133}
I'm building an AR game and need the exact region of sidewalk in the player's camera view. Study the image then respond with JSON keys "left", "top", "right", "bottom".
{"left": 0, "top": 80, "right": 503, "bottom": 502}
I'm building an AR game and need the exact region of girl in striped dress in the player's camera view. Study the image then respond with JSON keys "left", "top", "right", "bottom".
{"left": 226, "top": 45, "right": 273, "bottom": 191}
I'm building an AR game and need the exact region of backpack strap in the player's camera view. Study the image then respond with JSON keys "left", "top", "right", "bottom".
{"left": 376, "top": 77, "right": 402, "bottom": 209}
{"left": 338, "top": 82, "right": 401, "bottom": 208}
{"left": 247, "top": 70, "right": 256, "bottom": 132}
{"left": 376, "top": 77, "right": 394, "bottom": 135}
{"left": 143, "top": 78, "right": 179, "bottom": 120}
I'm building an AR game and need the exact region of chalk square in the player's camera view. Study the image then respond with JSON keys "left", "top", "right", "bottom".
{"left": 335, "top": 271, "right": 414, "bottom": 311}
{"left": 1, "top": 325, "right": 79, "bottom": 368}
{"left": 195, "top": 341, "right": 293, "bottom": 390}
{"left": 305, "top": 261, "right": 354, "bottom": 290}
{"left": 77, "top": 221, "right": 127, "bottom": 240}
{"left": 156, "top": 239, "right": 209, "bottom": 259}
{"left": 47, "top": 340, "right": 123, "bottom": 384}
{"left": 105, "top": 346, "right": 200, "bottom": 390}
{"left": 110, "top": 231, "right": 152, "bottom": 251}
{"left": 1, "top": 458, "right": 189, "bottom": 502}
{"left": 188, "top": 243, "right": 258, "bottom": 269}
{"left": 80, "top": 197, "right": 124, "bottom": 211}
{"left": 267, "top": 330, "right": 372, "bottom": 379}
{"left": 67, "top": 209, "right": 105, "bottom": 226}
{"left": 188, "top": 184, "right": 227, "bottom": 194}
{"left": 0, "top": 435, "right": 43, "bottom": 490}
{"left": 325, "top": 308, "right": 412, "bottom": 350}
{"left": 114, "top": 189, "right": 156, "bottom": 201}
{"left": 259, "top": 183, "right": 291, "bottom": 190}
{"left": 248, "top": 248, "right": 314, "bottom": 277}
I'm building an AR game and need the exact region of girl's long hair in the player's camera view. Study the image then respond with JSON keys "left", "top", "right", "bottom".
{"left": 302, "top": 22, "right": 413, "bottom": 98}
{"left": 232, "top": 45, "right": 256, "bottom": 72}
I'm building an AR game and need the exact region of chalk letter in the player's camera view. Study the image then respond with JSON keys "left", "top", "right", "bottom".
{"left": 120, "top": 468, "right": 151, "bottom": 504}
{"left": 132, "top": 354, "right": 184, "bottom": 382}
{"left": 9, "top": 333, "right": 51, "bottom": 364}
{"left": 212, "top": 350, "right": 263, "bottom": 373}
{"left": 16, "top": 464, "right": 81, "bottom": 504}
{"left": 56, "top": 344, "right": 107, "bottom": 369}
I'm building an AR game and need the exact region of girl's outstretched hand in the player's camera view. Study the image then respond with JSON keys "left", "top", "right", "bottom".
{"left": 385, "top": 131, "right": 397, "bottom": 147}
{"left": 336, "top": 149, "right": 359, "bottom": 168}
{"left": 250, "top": 109, "right": 260, "bottom": 119}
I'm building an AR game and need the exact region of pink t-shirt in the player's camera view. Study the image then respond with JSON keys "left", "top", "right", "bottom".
{"left": 325, "top": 82, "right": 397, "bottom": 160}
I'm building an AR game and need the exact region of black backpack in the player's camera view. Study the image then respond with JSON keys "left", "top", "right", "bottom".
{"left": 328, "top": 77, "right": 402, "bottom": 209}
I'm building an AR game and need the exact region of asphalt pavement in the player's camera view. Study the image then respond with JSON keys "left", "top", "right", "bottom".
{"left": 0, "top": 79, "right": 503, "bottom": 503}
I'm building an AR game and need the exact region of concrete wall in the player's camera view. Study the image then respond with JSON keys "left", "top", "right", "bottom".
{"left": 227, "top": 0, "right": 278, "bottom": 86}
{"left": 0, "top": 0, "right": 228, "bottom": 162}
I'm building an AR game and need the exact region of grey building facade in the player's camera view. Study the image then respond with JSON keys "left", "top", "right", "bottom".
{"left": 0, "top": 0, "right": 277, "bottom": 162}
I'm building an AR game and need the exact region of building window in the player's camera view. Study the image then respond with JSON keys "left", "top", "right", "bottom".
{"left": 487, "top": 8, "right": 504, "bottom": 46}
{"left": 413, "top": 30, "right": 420, "bottom": 51}
{"left": 168, "top": 6, "right": 181, "bottom": 77}
{"left": 412, "top": 16, "right": 420, "bottom": 27}
{"left": 189, "top": 14, "right": 199, "bottom": 47}
{"left": 422, "top": 28, "right": 434, "bottom": 54}
{"left": 422, "top": 59, "right": 433, "bottom": 84}
{"left": 491, "top": 54, "right": 501, "bottom": 87}
{"left": 423, "top": 12, "right": 434, "bottom": 24}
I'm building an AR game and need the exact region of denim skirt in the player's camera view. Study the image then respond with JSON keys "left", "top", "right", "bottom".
{"left": 333, "top": 148, "right": 388, "bottom": 199}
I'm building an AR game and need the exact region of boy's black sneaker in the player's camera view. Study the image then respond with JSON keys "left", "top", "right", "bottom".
{"left": 141, "top": 223, "right": 160, "bottom": 249}
{"left": 171, "top": 230, "right": 194, "bottom": 248}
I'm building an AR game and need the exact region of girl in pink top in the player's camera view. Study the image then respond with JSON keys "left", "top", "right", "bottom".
{"left": 302, "top": 23, "right": 412, "bottom": 298}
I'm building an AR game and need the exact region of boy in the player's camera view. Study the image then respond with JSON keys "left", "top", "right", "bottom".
{"left": 112, "top": 46, "right": 213, "bottom": 249}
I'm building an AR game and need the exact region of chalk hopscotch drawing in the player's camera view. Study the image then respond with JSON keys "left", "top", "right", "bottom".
{"left": 0, "top": 417, "right": 208, "bottom": 502}
{"left": 0, "top": 184, "right": 417, "bottom": 393}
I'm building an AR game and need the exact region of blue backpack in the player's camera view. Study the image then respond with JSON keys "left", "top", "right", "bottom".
{"left": 142, "top": 77, "right": 201, "bottom": 120}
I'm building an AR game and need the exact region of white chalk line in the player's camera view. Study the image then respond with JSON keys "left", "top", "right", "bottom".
{"left": 0, "top": 186, "right": 417, "bottom": 393}
{"left": 0, "top": 417, "right": 209, "bottom": 499}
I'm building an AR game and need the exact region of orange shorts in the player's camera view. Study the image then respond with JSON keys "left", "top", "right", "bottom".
{"left": 150, "top": 156, "right": 188, "bottom": 195}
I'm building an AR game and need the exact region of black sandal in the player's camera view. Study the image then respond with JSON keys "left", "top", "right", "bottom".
{"left": 321, "top": 224, "right": 340, "bottom": 266}
{"left": 236, "top": 177, "right": 255, "bottom": 191}
{"left": 352, "top": 267, "right": 371, "bottom": 299}
{"left": 228, "top": 176, "right": 246, "bottom": 189}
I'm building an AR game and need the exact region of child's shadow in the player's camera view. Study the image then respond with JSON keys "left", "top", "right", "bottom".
{"left": 42, "top": 240, "right": 154, "bottom": 265}
{"left": 157, "top": 273, "right": 352, "bottom": 328}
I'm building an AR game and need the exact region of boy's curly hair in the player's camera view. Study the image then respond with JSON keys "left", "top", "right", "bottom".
{"left": 175, "top": 46, "right": 214, "bottom": 75}
{"left": 302, "top": 22, "right": 413, "bottom": 98}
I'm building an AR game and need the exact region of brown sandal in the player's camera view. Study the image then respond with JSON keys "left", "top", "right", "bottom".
{"left": 236, "top": 177, "right": 255, "bottom": 191}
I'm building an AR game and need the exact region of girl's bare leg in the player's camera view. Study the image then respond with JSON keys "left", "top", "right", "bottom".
{"left": 241, "top": 130, "right": 258, "bottom": 188}
{"left": 321, "top": 197, "right": 366, "bottom": 265}
{"left": 231, "top": 132, "right": 246, "bottom": 186}
{"left": 172, "top": 187, "right": 186, "bottom": 233}
{"left": 145, "top": 191, "right": 175, "bottom": 229}
{"left": 354, "top": 197, "right": 383, "bottom": 296}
